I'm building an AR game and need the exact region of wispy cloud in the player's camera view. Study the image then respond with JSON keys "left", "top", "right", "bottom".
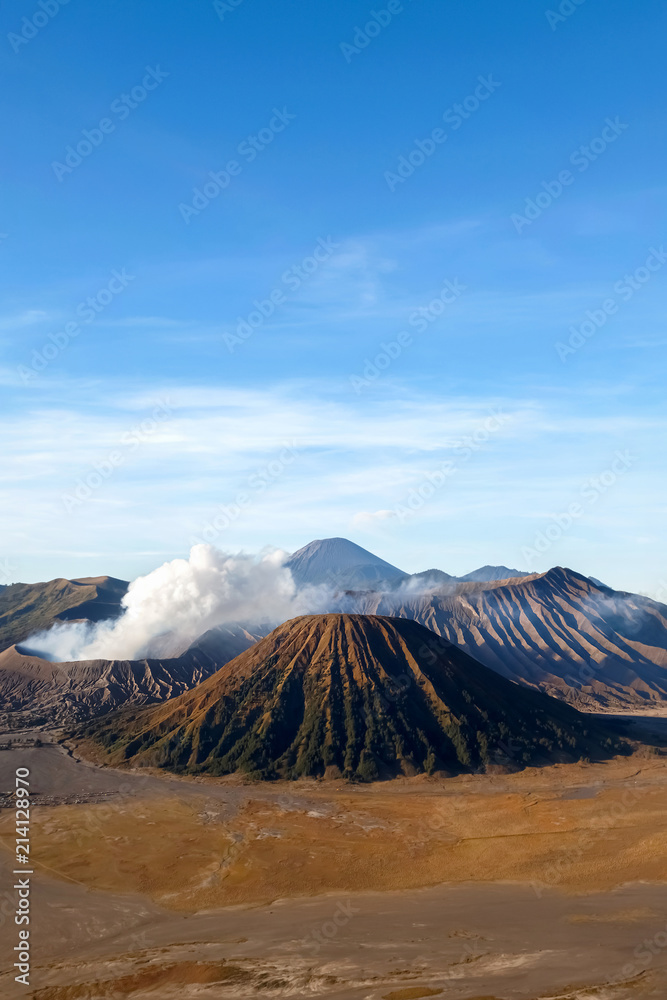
{"left": 1, "top": 378, "right": 665, "bottom": 595}
{"left": 0, "top": 309, "right": 51, "bottom": 331}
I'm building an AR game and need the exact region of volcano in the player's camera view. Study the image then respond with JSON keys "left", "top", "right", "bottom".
{"left": 284, "top": 537, "right": 408, "bottom": 588}
{"left": 80, "top": 614, "right": 621, "bottom": 780}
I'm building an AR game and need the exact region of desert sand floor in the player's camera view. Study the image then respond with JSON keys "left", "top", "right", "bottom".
{"left": 0, "top": 735, "right": 666, "bottom": 998}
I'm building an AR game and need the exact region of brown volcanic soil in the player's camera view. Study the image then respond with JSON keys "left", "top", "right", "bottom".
{"left": 1, "top": 740, "right": 667, "bottom": 998}
{"left": 11, "top": 758, "right": 667, "bottom": 911}
{"left": 0, "top": 625, "right": 266, "bottom": 727}
{"left": 0, "top": 643, "right": 220, "bottom": 727}
{"left": 369, "top": 567, "right": 667, "bottom": 711}
{"left": 79, "top": 614, "right": 622, "bottom": 779}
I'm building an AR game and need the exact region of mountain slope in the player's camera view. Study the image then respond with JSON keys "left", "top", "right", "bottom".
{"left": 0, "top": 624, "right": 267, "bottom": 727}
{"left": 285, "top": 538, "right": 407, "bottom": 589}
{"left": 286, "top": 538, "right": 528, "bottom": 588}
{"left": 80, "top": 614, "right": 622, "bottom": 779}
{"left": 0, "top": 576, "right": 128, "bottom": 653}
{"left": 457, "top": 565, "right": 527, "bottom": 583}
{"left": 406, "top": 569, "right": 456, "bottom": 587}
{"left": 365, "top": 568, "right": 667, "bottom": 711}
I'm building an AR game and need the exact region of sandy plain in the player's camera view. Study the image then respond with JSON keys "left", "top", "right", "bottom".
{"left": 0, "top": 733, "right": 666, "bottom": 999}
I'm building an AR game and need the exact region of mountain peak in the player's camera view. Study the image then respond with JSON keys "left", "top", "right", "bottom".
{"left": 285, "top": 537, "right": 407, "bottom": 588}
{"left": 457, "top": 565, "right": 528, "bottom": 583}
{"left": 81, "top": 613, "right": 622, "bottom": 780}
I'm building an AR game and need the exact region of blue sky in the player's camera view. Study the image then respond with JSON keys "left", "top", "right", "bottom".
{"left": 1, "top": 0, "right": 665, "bottom": 595}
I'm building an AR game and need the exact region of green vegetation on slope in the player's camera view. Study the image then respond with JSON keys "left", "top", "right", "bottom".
{"left": 0, "top": 577, "right": 127, "bottom": 652}
{"left": 79, "top": 614, "right": 625, "bottom": 781}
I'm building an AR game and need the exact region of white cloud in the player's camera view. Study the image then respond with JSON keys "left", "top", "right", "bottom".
{"left": 0, "top": 309, "right": 50, "bottom": 331}
{"left": 1, "top": 377, "right": 665, "bottom": 595}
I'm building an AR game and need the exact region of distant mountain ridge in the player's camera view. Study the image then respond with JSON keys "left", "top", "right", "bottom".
{"left": 0, "top": 541, "right": 530, "bottom": 662}
{"left": 285, "top": 537, "right": 528, "bottom": 590}
{"left": 0, "top": 576, "right": 128, "bottom": 653}
{"left": 457, "top": 565, "right": 526, "bottom": 583}
{"left": 4, "top": 539, "right": 666, "bottom": 723}
{"left": 367, "top": 567, "right": 667, "bottom": 711}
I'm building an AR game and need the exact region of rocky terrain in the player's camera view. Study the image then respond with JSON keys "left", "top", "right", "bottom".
{"left": 78, "top": 613, "right": 622, "bottom": 778}
{"left": 3, "top": 540, "right": 667, "bottom": 725}
{"left": 369, "top": 566, "right": 667, "bottom": 711}
{"left": 0, "top": 624, "right": 265, "bottom": 727}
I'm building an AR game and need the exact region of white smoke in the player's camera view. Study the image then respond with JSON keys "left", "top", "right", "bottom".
{"left": 579, "top": 588, "right": 667, "bottom": 638}
{"left": 26, "top": 545, "right": 332, "bottom": 662}
{"left": 391, "top": 574, "right": 458, "bottom": 598}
